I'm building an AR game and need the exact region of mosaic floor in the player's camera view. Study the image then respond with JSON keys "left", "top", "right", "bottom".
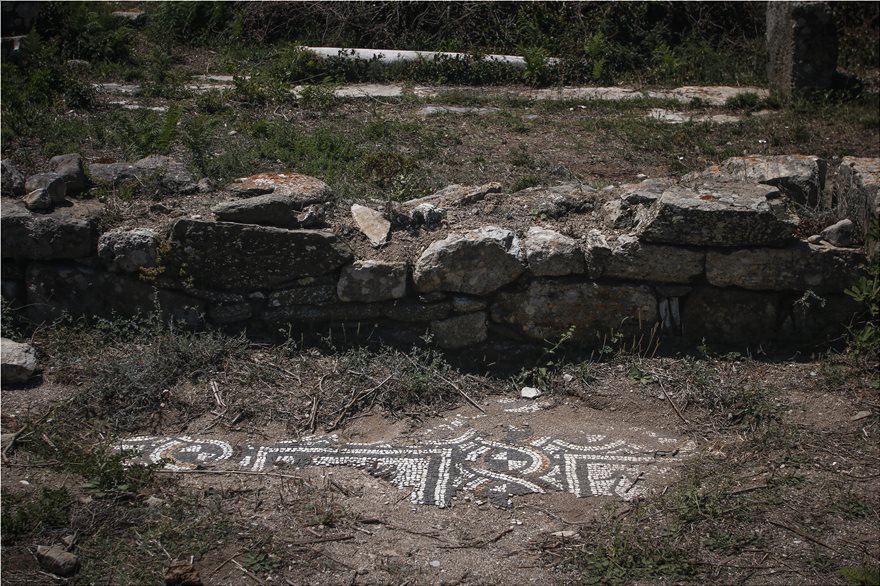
{"left": 116, "top": 404, "right": 690, "bottom": 507}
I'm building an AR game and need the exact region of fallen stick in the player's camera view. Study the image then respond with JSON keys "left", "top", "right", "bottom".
{"left": 658, "top": 378, "right": 689, "bottom": 426}
{"left": 767, "top": 520, "right": 843, "bottom": 555}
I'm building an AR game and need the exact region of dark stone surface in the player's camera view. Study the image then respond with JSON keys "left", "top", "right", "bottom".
{"left": 1, "top": 198, "right": 101, "bottom": 260}
{"left": 767, "top": 2, "right": 838, "bottom": 97}
{"left": 166, "top": 220, "right": 352, "bottom": 290}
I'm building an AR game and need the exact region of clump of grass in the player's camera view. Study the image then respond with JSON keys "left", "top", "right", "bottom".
{"left": 1, "top": 488, "right": 73, "bottom": 544}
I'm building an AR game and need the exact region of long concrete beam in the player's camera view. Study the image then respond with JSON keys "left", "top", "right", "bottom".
{"left": 303, "top": 46, "right": 560, "bottom": 67}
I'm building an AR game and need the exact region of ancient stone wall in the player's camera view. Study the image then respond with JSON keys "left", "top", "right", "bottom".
{"left": 1, "top": 154, "right": 874, "bottom": 355}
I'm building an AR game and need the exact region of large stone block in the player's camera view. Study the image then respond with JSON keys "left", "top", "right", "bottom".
{"left": 166, "top": 220, "right": 352, "bottom": 290}
{"left": 781, "top": 293, "right": 865, "bottom": 343}
{"left": 491, "top": 280, "right": 658, "bottom": 343}
{"left": 635, "top": 183, "right": 798, "bottom": 247}
{"left": 767, "top": 2, "right": 838, "bottom": 97}
{"left": 25, "top": 263, "right": 204, "bottom": 325}
{"left": 706, "top": 242, "right": 865, "bottom": 293}
{"left": 89, "top": 155, "right": 197, "bottom": 195}
{"left": 337, "top": 261, "right": 407, "bottom": 302}
{"left": 833, "top": 157, "right": 879, "bottom": 256}
{"left": 97, "top": 228, "right": 160, "bottom": 273}
{"left": 1, "top": 337, "right": 37, "bottom": 384}
{"left": 1, "top": 159, "right": 25, "bottom": 197}
{"left": 414, "top": 226, "right": 525, "bottom": 295}
{"left": 524, "top": 226, "right": 585, "bottom": 277}
{"left": 681, "top": 287, "right": 780, "bottom": 343}
{"left": 684, "top": 155, "right": 827, "bottom": 206}
{"left": 49, "top": 153, "right": 89, "bottom": 195}
{"left": 603, "top": 235, "right": 704, "bottom": 283}
{"left": 1, "top": 198, "right": 101, "bottom": 260}
{"left": 431, "top": 312, "right": 488, "bottom": 349}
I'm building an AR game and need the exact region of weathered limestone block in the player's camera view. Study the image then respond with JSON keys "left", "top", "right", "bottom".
{"left": 414, "top": 226, "right": 525, "bottom": 295}
{"left": 1, "top": 199, "right": 101, "bottom": 260}
{"left": 1, "top": 159, "right": 25, "bottom": 197}
{"left": 681, "top": 287, "right": 779, "bottom": 343}
{"left": 820, "top": 218, "right": 853, "bottom": 247}
{"left": 431, "top": 312, "right": 488, "bottom": 349}
{"left": 89, "top": 155, "right": 197, "bottom": 194}
{"left": 227, "top": 172, "right": 332, "bottom": 203}
{"left": 405, "top": 182, "right": 502, "bottom": 207}
{"left": 25, "top": 173, "right": 67, "bottom": 203}
{"left": 583, "top": 230, "right": 612, "bottom": 278}
{"left": 36, "top": 546, "right": 80, "bottom": 577}
{"left": 604, "top": 235, "right": 704, "bottom": 283}
{"left": 635, "top": 183, "right": 798, "bottom": 247}
{"left": 97, "top": 228, "right": 160, "bottom": 273}
{"left": 1, "top": 337, "right": 37, "bottom": 384}
{"left": 524, "top": 227, "right": 585, "bottom": 276}
{"left": 766, "top": 2, "right": 838, "bottom": 97}
{"left": 684, "top": 155, "right": 827, "bottom": 206}
{"left": 49, "top": 153, "right": 89, "bottom": 195}
{"left": 350, "top": 204, "right": 391, "bottom": 247}
{"left": 706, "top": 242, "right": 864, "bottom": 293}
{"left": 212, "top": 194, "right": 311, "bottom": 228}
{"left": 25, "top": 263, "right": 204, "bottom": 325}
{"left": 338, "top": 261, "right": 407, "bottom": 302}
{"left": 167, "top": 220, "right": 352, "bottom": 289}
{"left": 833, "top": 157, "right": 879, "bottom": 255}
{"left": 491, "top": 281, "right": 658, "bottom": 343}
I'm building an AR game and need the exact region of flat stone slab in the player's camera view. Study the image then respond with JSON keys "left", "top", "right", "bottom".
{"left": 167, "top": 220, "right": 353, "bottom": 290}
{"left": 418, "top": 105, "right": 500, "bottom": 116}
{"left": 685, "top": 155, "right": 827, "bottom": 206}
{"left": 1, "top": 337, "right": 37, "bottom": 384}
{"left": 636, "top": 183, "right": 798, "bottom": 247}
{"left": 116, "top": 398, "right": 692, "bottom": 507}
{"left": 1, "top": 199, "right": 102, "bottom": 260}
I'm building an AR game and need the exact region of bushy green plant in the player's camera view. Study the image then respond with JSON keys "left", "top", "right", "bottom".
{"left": 844, "top": 223, "right": 880, "bottom": 358}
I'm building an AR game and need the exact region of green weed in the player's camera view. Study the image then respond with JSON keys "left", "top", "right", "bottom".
{"left": 1, "top": 488, "right": 72, "bottom": 544}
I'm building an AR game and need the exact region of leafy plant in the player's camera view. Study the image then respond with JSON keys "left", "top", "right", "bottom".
{"left": 844, "top": 224, "right": 880, "bottom": 358}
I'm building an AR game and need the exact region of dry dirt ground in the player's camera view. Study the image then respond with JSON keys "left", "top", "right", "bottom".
{"left": 1, "top": 342, "right": 878, "bottom": 585}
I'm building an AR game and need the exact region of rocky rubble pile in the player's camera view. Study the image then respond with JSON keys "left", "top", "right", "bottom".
{"left": 1, "top": 153, "right": 876, "bottom": 352}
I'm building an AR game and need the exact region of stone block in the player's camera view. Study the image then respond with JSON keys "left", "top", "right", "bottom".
{"left": 431, "top": 312, "right": 488, "bottom": 349}
{"left": 603, "top": 235, "right": 704, "bottom": 283}
{"left": 337, "top": 260, "right": 407, "bottom": 302}
{"left": 1, "top": 199, "right": 101, "bottom": 260}
{"left": 414, "top": 226, "right": 525, "bottom": 295}
{"left": 681, "top": 287, "right": 780, "bottom": 343}
{"left": 833, "top": 157, "right": 879, "bottom": 256}
{"left": 635, "top": 183, "right": 798, "bottom": 247}
{"left": 767, "top": 2, "right": 838, "bottom": 97}
{"left": 524, "top": 226, "right": 585, "bottom": 277}
{"left": 491, "top": 280, "right": 658, "bottom": 343}
{"left": 167, "top": 220, "right": 352, "bottom": 290}
{"left": 706, "top": 242, "right": 864, "bottom": 293}
{"left": 25, "top": 263, "right": 204, "bottom": 326}
{"left": 98, "top": 228, "right": 160, "bottom": 273}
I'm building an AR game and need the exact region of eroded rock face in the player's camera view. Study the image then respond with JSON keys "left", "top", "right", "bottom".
{"left": 98, "top": 228, "right": 160, "bottom": 273}
{"left": 1, "top": 199, "right": 102, "bottom": 260}
{"left": 491, "top": 280, "right": 658, "bottom": 343}
{"left": 524, "top": 226, "right": 584, "bottom": 277}
{"left": 414, "top": 226, "right": 525, "bottom": 295}
{"left": 1, "top": 159, "right": 25, "bottom": 197}
{"left": 49, "top": 153, "right": 89, "bottom": 195}
{"left": 25, "top": 263, "right": 203, "bottom": 326}
{"left": 513, "top": 183, "right": 597, "bottom": 219}
{"left": 1, "top": 338, "right": 37, "bottom": 384}
{"left": 684, "top": 155, "right": 827, "bottom": 206}
{"left": 25, "top": 173, "right": 67, "bottom": 203}
{"left": 604, "top": 235, "right": 704, "bottom": 284}
{"left": 167, "top": 220, "right": 352, "bottom": 290}
{"left": 227, "top": 172, "right": 332, "bottom": 203}
{"left": 89, "top": 155, "right": 197, "bottom": 195}
{"left": 705, "top": 242, "right": 864, "bottom": 293}
{"left": 337, "top": 260, "right": 407, "bottom": 302}
{"left": 635, "top": 183, "right": 798, "bottom": 247}
{"left": 213, "top": 194, "right": 314, "bottom": 228}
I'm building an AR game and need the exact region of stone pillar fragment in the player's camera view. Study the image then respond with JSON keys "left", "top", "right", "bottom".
{"left": 767, "top": 2, "right": 838, "bottom": 97}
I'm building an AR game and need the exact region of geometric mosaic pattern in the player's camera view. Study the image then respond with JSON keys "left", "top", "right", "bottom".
{"left": 116, "top": 429, "right": 683, "bottom": 507}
